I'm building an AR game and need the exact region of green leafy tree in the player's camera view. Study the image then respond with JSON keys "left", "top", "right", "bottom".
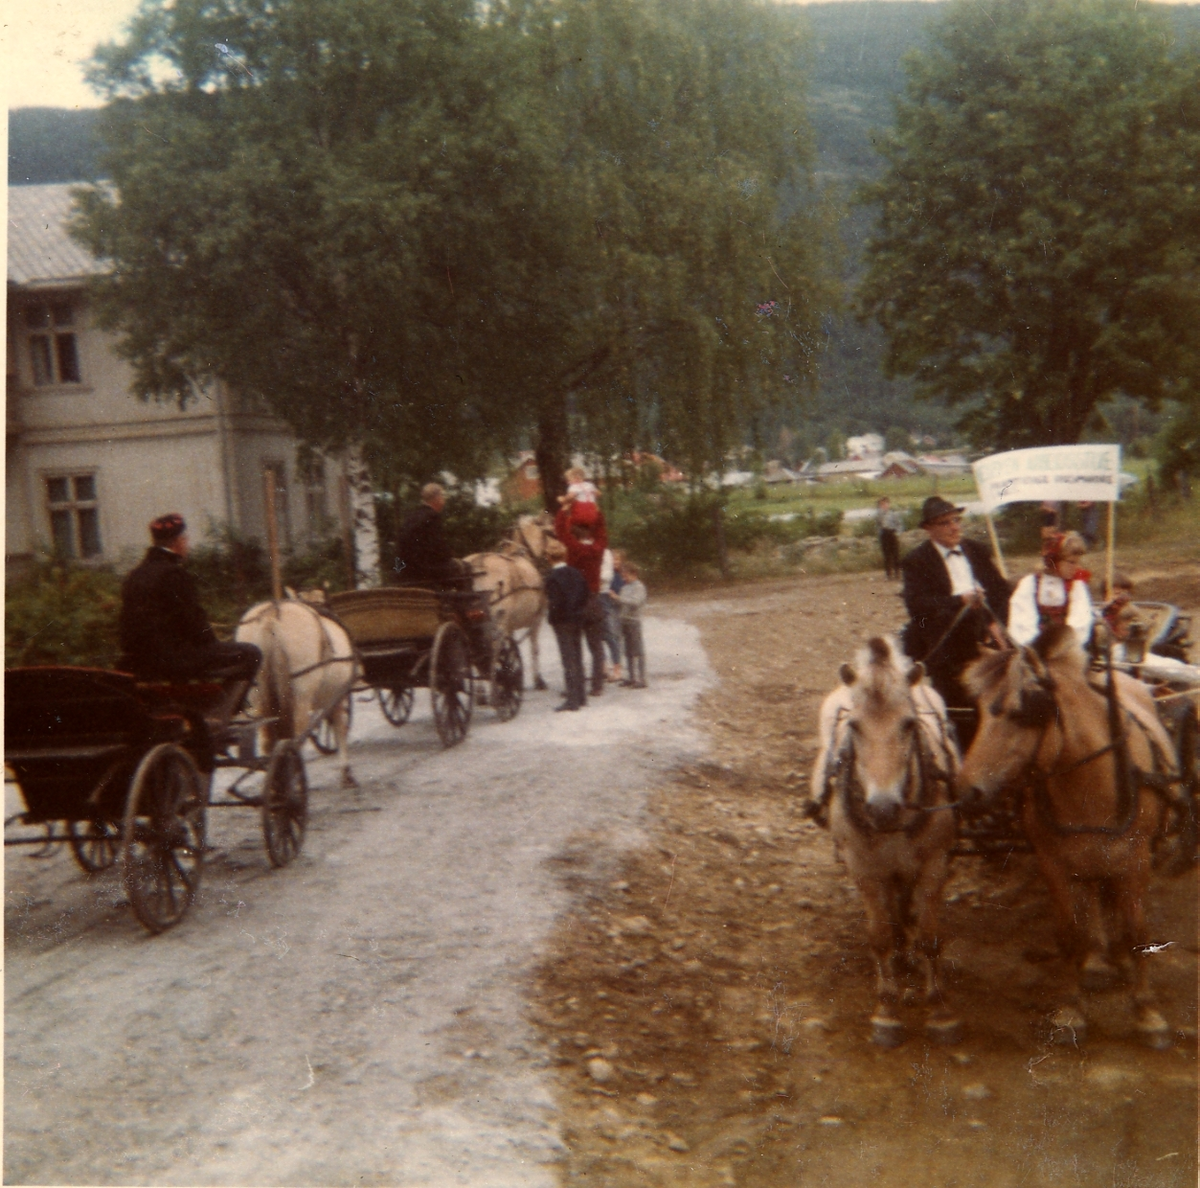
{"left": 856, "top": 0, "right": 1200, "bottom": 449}
{"left": 475, "top": 0, "right": 837, "bottom": 502}
{"left": 74, "top": 0, "right": 533, "bottom": 583}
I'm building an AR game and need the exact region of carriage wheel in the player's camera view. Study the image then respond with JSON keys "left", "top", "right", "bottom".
{"left": 263, "top": 740, "right": 308, "bottom": 868}
{"left": 68, "top": 818, "right": 121, "bottom": 874}
{"left": 492, "top": 635, "right": 524, "bottom": 722}
{"left": 430, "top": 621, "right": 473, "bottom": 747}
{"left": 121, "top": 744, "right": 207, "bottom": 934}
{"left": 313, "top": 693, "right": 352, "bottom": 754}
{"left": 1173, "top": 710, "right": 1198, "bottom": 872}
{"left": 379, "top": 685, "right": 415, "bottom": 727}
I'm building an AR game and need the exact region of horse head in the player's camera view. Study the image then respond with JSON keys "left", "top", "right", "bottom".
{"left": 510, "top": 513, "right": 556, "bottom": 567}
{"left": 956, "top": 629, "right": 1068, "bottom": 809}
{"left": 836, "top": 636, "right": 926, "bottom": 832}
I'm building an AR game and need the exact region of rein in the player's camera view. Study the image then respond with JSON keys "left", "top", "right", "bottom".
{"left": 1021, "top": 658, "right": 1165, "bottom": 838}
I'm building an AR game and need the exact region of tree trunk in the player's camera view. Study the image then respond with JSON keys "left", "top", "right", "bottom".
{"left": 535, "top": 400, "right": 569, "bottom": 513}
{"left": 712, "top": 503, "right": 731, "bottom": 580}
{"left": 344, "top": 442, "right": 381, "bottom": 588}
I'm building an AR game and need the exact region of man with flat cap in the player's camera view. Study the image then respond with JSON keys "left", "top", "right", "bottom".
{"left": 119, "top": 514, "right": 261, "bottom": 685}
{"left": 901, "top": 496, "right": 1011, "bottom": 744}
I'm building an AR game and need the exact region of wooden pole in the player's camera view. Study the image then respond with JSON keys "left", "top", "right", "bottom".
{"left": 983, "top": 510, "right": 1008, "bottom": 580}
{"left": 263, "top": 466, "right": 283, "bottom": 602}
{"left": 1105, "top": 498, "right": 1115, "bottom": 602}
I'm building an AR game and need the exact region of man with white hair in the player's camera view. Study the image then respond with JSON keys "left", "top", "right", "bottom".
{"left": 395, "top": 482, "right": 464, "bottom": 587}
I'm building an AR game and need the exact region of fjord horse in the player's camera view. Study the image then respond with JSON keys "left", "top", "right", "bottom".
{"left": 236, "top": 596, "right": 360, "bottom": 788}
{"left": 815, "top": 636, "right": 962, "bottom": 1047}
{"left": 464, "top": 514, "right": 553, "bottom": 692}
{"left": 958, "top": 624, "right": 1178, "bottom": 1047}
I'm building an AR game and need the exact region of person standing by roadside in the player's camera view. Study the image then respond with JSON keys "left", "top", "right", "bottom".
{"left": 601, "top": 548, "right": 626, "bottom": 682}
{"left": 617, "top": 562, "right": 648, "bottom": 688}
{"left": 555, "top": 504, "right": 609, "bottom": 697}
{"left": 876, "top": 496, "right": 904, "bottom": 579}
{"left": 543, "top": 539, "right": 589, "bottom": 711}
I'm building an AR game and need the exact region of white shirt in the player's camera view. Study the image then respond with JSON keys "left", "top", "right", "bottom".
{"left": 934, "top": 541, "right": 981, "bottom": 598}
{"left": 1008, "top": 571, "right": 1094, "bottom": 647}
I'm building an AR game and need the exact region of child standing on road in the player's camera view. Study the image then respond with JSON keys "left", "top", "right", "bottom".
{"left": 617, "top": 562, "right": 647, "bottom": 688}
{"left": 601, "top": 548, "right": 626, "bottom": 682}
{"left": 544, "top": 538, "right": 590, "bottom": 711}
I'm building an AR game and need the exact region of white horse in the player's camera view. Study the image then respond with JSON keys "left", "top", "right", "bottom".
{"left": 236, "top": 596, "right": 360, "bottom": 787}
{"left": 812, "top": 636, "right": 962, "bottom": 1047}
{"left": 465, "top": 514, "right": 554, "bottom": 692}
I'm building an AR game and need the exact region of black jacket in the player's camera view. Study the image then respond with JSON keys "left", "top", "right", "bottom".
{"left": 544, "top": 564, "right": 589, "bottom": 627}
{"left": 119, "top": 547, "right": 219, "bottom": 678}
{"left": 900, "top": 538, "right": 1011, "bottom": 672}
{"left": 395, "top": 504, "right": 457, "bottom": 584}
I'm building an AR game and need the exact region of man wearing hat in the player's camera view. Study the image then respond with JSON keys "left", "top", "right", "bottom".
{"left": 900, "top": 496, "right": 1011, "bottom": 741}
{"left": 119, "top": 514, "right": 262, "bottom": 684}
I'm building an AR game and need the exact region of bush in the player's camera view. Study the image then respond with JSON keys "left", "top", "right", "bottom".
{"left": 6, "top": 562, "right": 124, "bottom": 667}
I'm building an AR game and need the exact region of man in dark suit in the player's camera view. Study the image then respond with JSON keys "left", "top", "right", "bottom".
{"left": 901, "top": 496, "right": 1011, "bottom": 742}
{"left": 544, "top": 538, "right": 590, "bottom": 711}
{"left": 395, "top": 482, "right": 466, "bottom": 587}
{"left": 119, "top": 513, "right": 262, "bottom": 682}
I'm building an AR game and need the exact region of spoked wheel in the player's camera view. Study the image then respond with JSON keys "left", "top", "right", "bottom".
{"left": 430, "top": 621, "right": 473, "bottom": 747}
{"left": 263, "top": 740, "right": 308, "bottom": 868}
{"left": 379, "top": 685, "right": 415, "bottom": 727}
{"left": 1163, "top": 709, "right": 1198, "bottom": 876}
{"left": 121, "top": 743, "right": 207, "bottom": 934}
{"left": 68, "top": 818, "right": 121, "bottom": 873}
{"left": 313, "top": 693, "right": 352, "bottom": 754}
{"left": 491, "top": 635, "right": 524, "bottom": 722}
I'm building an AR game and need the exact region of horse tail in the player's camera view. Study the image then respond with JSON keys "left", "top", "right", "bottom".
{"left": 266, "top": 611, "right": 296, "bottom": 742}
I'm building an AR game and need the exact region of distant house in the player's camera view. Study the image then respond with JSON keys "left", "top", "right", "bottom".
{"left": 504, "top": 453, "right": 543, "bottom": 502}
{"left": 6, "top": 184, "right": 344, "bottom": 570}
{"left": 845, "top": 433, "right": 884, "bottom": 460}
{"left": 918, "top": 453, "right": 972, "bottom": 476}
{"left": 816, "top": 459, "right": 883, "bottom": 481}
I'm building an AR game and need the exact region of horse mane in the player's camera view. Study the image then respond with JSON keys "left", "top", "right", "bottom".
{"left": 963, "top": 647, "right": 1017, "bottom": 700}
{"left": 852, "top": 636, "right": 909, "bottom": 711}
{"left": 1032, "top": 621, "right": 1088, "bottom": 676}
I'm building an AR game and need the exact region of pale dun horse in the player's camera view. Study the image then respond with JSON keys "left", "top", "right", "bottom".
{"left": 236, "top": 596, "right": 360, "bottom": 787}
{"left": 814, "top": 636, "right": 963, "bottom": 1047}
{"left": 959, "top": 624, "right": 1178, "bottom": 1048}
{"left": 464, "top": 514, "right": 553, "bottom": 692}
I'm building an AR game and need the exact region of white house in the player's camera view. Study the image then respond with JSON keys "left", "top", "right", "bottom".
{"left": 6, "top": 184, "right": 343, "bottom": 570}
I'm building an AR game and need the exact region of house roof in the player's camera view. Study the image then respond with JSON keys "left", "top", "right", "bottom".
{"left": 8, "top": 183, "right": 106, "bottom": 288}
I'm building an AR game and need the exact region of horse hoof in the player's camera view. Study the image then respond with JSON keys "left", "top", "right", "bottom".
{"left": 1048, "top": 1007, "right": 1087, "bottom": 1046}
{"left": 1137, "top": 1012, "right": 1172, "bottom": 1050}
{"left": 925, "top": 1017, "right": 964, "bottom": 1046}
{"left": 1080, "top": 957, "right": 1120, "bottom": 994}
{"left": 534, "top": 678, "right": 548, "bottom": 692}
{"left": 870, "top": 1017, "right": 905, "bottom": 1048}
{"left": 341, "top": 773, "right": 359, "bottom": 789}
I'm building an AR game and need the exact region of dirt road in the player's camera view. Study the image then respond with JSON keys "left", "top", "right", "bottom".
{"left": 5, "top": 569, "right": 1197, "bottom": 1187}
{"left": 534, "top": 571, "right": 1198, "bottom": 1188}
{"left": 4, "top": 619, "right": 713, "bottom": 1186}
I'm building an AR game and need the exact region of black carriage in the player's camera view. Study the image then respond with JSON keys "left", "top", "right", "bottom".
{"left": 4, "top": 665, "right": 318, "bottom": 934}
{"left": 327, "top": 584, "right": 522, "bottom": 748}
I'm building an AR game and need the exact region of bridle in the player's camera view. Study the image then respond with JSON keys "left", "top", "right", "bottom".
{"left": 832, "top": 708, "right": 952, "bottom": 835}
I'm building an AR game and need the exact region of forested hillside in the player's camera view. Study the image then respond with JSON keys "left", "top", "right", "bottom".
{"left": 10, "top": 2, "right": 1198, "bottom": 454}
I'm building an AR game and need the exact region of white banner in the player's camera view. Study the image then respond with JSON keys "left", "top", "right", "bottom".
{"left": 972, "top": 444, "right": 1122, "bottom": 513}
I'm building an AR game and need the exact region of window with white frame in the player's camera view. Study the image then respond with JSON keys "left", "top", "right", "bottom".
{"left": 25, "top": 301, "right": 82, "bottom": 386}
{"left": 299, "top": 453, "right": 329, "bottom": 538}
{"left": 46, "top": 474, "right": 102, "bottom": 558}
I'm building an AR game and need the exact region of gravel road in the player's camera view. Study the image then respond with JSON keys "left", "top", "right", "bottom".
{"left": 4, "top": 615, "right": 713, "bottom": 1187}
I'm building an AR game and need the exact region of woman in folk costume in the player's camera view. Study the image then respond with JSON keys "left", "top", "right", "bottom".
{"left": 1008, "top": 531, "right": 1095, "bottom": 647}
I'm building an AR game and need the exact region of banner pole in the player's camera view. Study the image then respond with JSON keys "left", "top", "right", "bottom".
{"left": 983, "top": 511, "right": 1007, "bottom": 580}
{"left": 1105, "top": 498, "right": 1115, "bottom": 602}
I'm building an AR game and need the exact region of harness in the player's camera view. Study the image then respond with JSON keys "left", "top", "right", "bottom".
{"left": 829, "top": 705, "right": 957, "bottom": 836}
{"left": 1021, "top": 658, "right": 1179, "bottom": 837}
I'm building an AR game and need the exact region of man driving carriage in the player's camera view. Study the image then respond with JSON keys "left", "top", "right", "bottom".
{"left": 394, "top": 482, "right": 472, "bottom": 588}
{"left": 901, "top": 496, "right": 1011, "bottom": 746}
{"left": 119, "top": 514, "right": 262, "bottom": 689}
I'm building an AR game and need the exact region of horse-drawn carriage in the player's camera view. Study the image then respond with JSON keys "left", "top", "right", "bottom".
{"left": 3, "top": 663, "right": 336, "bottom": 934}
{"left": 327, "top": 583, "right": 524, "bottom": 748}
